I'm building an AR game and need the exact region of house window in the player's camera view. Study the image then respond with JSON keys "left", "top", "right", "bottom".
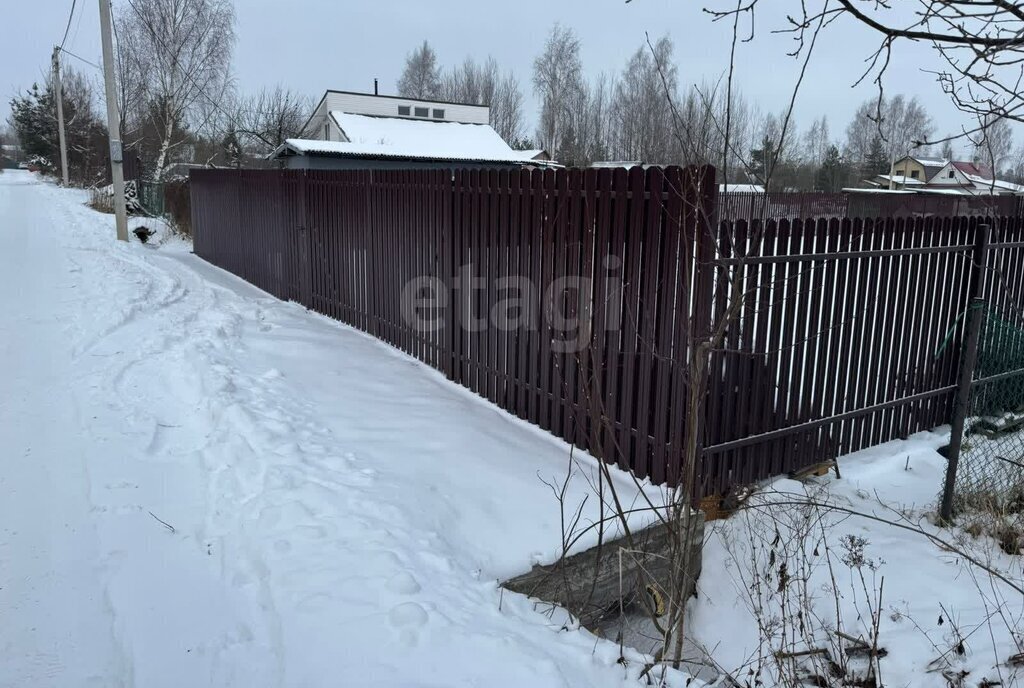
{"left": 910, "top": 170, "right": 920, "bottom": 179}
{"left": 324, "top": 123, "right": 330, "bottom": 140}
{"left": 948, "top": 170, "right": 955, "bottom": 178}
{"left": 414, "top": 107, "right": 429, "bottom": 118}
{"left": 398, "top": 105, "right": 411, "bottom": 116}
{"left": 895, "top": 169, "right": 905, "bottom": 176}
{"left": 433, "top": 108, "right": 445, "bottom": 119}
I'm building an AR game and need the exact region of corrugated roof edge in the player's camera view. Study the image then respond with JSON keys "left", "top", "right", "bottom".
{"left": 270, "top": 140, "right": 563, "bottom": 167}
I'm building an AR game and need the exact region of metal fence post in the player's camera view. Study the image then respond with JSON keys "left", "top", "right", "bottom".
{"left": 939, "top": 222, "right": 991, "bottom": 523}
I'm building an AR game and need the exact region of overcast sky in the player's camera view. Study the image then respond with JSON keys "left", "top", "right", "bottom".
{"left": 3, "top": 0, "right": 1013, "bottom": 157}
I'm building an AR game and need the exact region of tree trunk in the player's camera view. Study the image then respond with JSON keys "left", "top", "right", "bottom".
{"left": 152, "top": 118, "right": 174, "bottom": 183}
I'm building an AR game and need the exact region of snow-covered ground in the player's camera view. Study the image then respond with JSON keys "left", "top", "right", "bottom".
{"left": 2, "top": 170, "right": 1021, "bottom": 688}
{"left": 692, "top": 433, "right": 1024, "bottom": 687}
{"left": 0, "top": 170, "right": 663, "bottom": 687}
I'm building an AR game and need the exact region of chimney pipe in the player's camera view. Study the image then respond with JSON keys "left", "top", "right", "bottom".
{"left": 374, "top": 78, "right": 379, "bottom": 95}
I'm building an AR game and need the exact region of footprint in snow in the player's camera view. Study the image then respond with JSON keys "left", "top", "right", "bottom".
{"left": 386, "top": 572, "right": 422, "bottom": 595}
{"left": 389, "top": 602, "right": 428, "bottom": 629}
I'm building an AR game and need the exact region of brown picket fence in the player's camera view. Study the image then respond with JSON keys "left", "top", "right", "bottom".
{"left": 190, "top": 167, "right": 1024, "bottom": 499}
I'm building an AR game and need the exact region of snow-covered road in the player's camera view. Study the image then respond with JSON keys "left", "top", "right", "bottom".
{"left": 0, "top": 171, "right": 659, "bottom": 688}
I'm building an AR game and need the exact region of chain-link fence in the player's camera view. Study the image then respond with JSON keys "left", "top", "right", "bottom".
{"left": 945, "top": 308, "right": 1024, "bottom": 521}
{"left": 137, "top": 180, "right": 165, "bottom": 216}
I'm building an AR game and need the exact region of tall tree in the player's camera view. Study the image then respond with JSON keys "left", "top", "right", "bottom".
{"left": 940, "top": 138, "right": 955, "bottom": 161}
{"left": 439, "top": 56, "right": 525, "bottom": 144}
{"left": 397, "top": 41, "right": 442, "bottom": 100}
{"left": 972, "top": 115, "right": 1013, "bottom": 174}
{"left": 116, "top": 0, "right": 235, "bottom": 181}
{"left": 844, "top": 96, "right": 933, "bottom": 169}
{"left": 234, "top": 86, "right": 311, "bottom": 155}
{"left": 9, "top": 84, "right": 54, "bottom": 166}
{"left": 609, "top": 36, "right": 679, "bottom": 164}
{"left": 863, "top": 136, "right": 890, "bottom": 178}
{"left": 749, "top": 135, "right": 779, "bottom": 184}
{"left": 814, "top": 145, "right": 848, "bottom": 192}
{"left": 9, "top": 69, "right": 108, "bottom": 185}
{"left": 802, "top": 115, "right": 830, "bottom": 168}
{"left": 532, "top": 24, "right": 583, "bottom": 155}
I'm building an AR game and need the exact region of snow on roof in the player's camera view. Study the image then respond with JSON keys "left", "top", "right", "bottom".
{"left": 909, "top": 156, "right": 947, "bottom": 166}
{"left": 952, "top": 161, "right": 994, "bottom": 178}
{"left": 915, "top": 187, "right": 977, "bottom": 196}
{"left": 877, "top": 174, "right": 925, "bottom": 185}
{"left": 274, "top": 112, "right": 553, "bottom": 165}
{"left": 719, "top": 183, "right": 765, "bottom": 193}
{"left": 962, "top": 173, "right": 1024, "bottom": 193}
{"left": 331, "top": 112, "right": 527, "bottom": 163}
{"left": 591, "top": 161, "right": 646, "bottom": 169}
{"left": 843, "top": 187, "right": 917, "bottom": 194}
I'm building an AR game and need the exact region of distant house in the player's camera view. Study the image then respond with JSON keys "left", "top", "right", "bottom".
{"left": 518, "top": 149, "right": 552, "bottom": 162}
{"left": 867, "top": 156, "right": 1024, "bottom": 195}
{"left": 590, "top": 161, "right": 647, "bottom": 169}
{"left": 890, "top": 155, "right": 947, "bottom": 183}
{"left": 272, "top": 90, "right": 557, "bottom": 171}
{"left": 922, "top": 160, "right": 1024, "bottom": 195}
{"left": 720, "top": 183, "right": 765, "bottom": 194}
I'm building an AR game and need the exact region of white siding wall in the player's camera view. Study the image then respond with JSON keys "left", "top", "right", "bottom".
{"left": 302, "top": 107, "right": 346, "bottom": 141}
{"left": 300, "top": 91, "right": 491, "bottom": 141}
{"left": 929, "top": 163, "right": 969, "bottom": 186}
{"left": 323, "top": 92, "right": 489, "bottom": 124}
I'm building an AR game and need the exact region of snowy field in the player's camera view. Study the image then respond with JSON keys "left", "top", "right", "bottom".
{"left": 1, "top": 170, "right": 1021, "bottom": 688}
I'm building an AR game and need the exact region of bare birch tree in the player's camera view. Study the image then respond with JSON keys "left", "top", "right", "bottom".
{"left": 116, "top": 0, "right": 235, "bottom": 181}
{"left": 439, "top": 56, "right": 526, "bottom": 144}
{"left": 844, "top": 95, "right": 933, "bottom": 167}
{"left": 397, "top": 41, "right": 442, "bottom": 100}
{"left": 533, "top": 24, "right": 584, "bottom": 156}
{"left": 609, "top": 36, "right": 680, "bottom": 163}
{"left": 802, "top": 115, "right": 831, "bottom": 168}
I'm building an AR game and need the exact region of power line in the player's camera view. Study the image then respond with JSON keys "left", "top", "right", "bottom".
{"left": 59, "top": 47, "right": 101, "bottom": 71}
{"left": 59, "top": 0, "right": 78, "bottom": 50}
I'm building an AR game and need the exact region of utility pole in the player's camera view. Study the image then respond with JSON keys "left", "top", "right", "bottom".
{"left": 97, "top": 0, "right": 128, "bottom": 242}
{"left": 52, "top": 46, "right": 69, "bottom": 186}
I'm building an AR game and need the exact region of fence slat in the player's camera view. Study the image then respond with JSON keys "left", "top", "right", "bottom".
{"left": 192, "top": 167, "right": 1017, "bottom": 502}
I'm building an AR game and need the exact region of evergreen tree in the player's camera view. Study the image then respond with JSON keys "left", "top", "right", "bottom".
{"left": 749, "top": 136, "right": 779, "bottom": 183}
{"left": 512, "top": 136, "right": 535, "bottom": 151}
{"left": 863, "top": 136, "right": 889, "bottom": 177}
{"left": 9, "top": 83, "right": 56, "bottom": 169}
{"left": 10, "top": 74, "right": 108, "bottom": 184}
{"left": 556, "top": 124, "right": 580, "bottom": 166}
{"left": 814, "top": 145, "right": 848, "bottom": 192}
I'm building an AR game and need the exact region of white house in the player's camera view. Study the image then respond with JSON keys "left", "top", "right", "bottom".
{"left": 273, "top": 90, "right": 553, "bottom": 170}
{"left": 868, "top": 157, "right": 1024, "bottom": 196}
{"left": 922, "top": 160, "right": 1024, "bottom": 195}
